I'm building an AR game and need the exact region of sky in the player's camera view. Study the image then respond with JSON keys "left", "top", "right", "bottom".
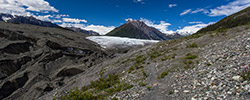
{"left": 0, "top": 0, "right": 250, "bottom": 35}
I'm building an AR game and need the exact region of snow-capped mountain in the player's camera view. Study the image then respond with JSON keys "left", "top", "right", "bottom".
{"left": 0, "top": 13, "right": 59, "bottom": 27}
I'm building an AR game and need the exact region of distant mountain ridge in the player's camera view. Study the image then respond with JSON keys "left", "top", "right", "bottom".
{"left": 196, "top": 7, "right": 250, "bottom": 34}
{"left": 66, "top": 27, "right": 100, "bottom": 36}
{"left": 106, "top": 20, "right": 180, "bottom": 40}
{"left": 0, "top": 13, "right": 59, "bottom": 27}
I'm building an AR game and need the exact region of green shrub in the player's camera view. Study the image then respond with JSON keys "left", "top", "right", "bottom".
{"left": 146, "top": 86, "right": 152, "bottom": 90}
{"left": 139, "top": 82, "right": 147, "bottom": 86}
{"left": 185, "top": 53, "right": 197, "bottom": 59}
{"left": 135, "top": 55, "right": 146, "bottom": 64}
{"left": 206, "top": 63, "right": 211, "bottom": 66}
{"left": 187, "top": 60, "right": 193, "bottom": 64}
{"left": 142, "top": 70, "right": 148, "bottom": 77}
{"left": 168, "top": 91, "right": 174, "bottom": 95}
{"left": 186, "top": 43, "right": 198, "bottom": 48}
{"left": 111, "top": 97, "right": 119, "bottom": 100}
{"left": 149, "top": 51, "right": 161, "bottom": 59}
{"left": 55, "top": 74, "right": 133, "bottom": 100}
{"left": 158, "top": 71, "right": 168, "bottom": 78}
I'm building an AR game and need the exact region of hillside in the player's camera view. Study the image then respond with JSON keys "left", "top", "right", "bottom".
{"left": 106, "top": 20, "right": 176, "bottom": 40}
{"left": 197, "top": 7, "right": 250, "bottom": 33}
{"left": 0, "top": 22, "right": 111, "bottom": 100}
{"left": 49, "top": 22, "right": 250, "bottom": 100}
{"left": 42, "top": 8, "right": 250, "bottom": 100}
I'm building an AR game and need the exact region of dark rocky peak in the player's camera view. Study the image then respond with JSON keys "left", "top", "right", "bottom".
{"left": 66, "top": 27, "right": 100, "bottom": 36}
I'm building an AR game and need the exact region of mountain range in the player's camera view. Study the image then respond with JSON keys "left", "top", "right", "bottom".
{"left": 0, "top": 13, "right": 101, "bottom": 36}
{"left": 0, "top": 6, "right": 250, "bottom": 100}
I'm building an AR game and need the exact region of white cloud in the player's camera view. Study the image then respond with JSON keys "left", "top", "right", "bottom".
{"left": 140, "top": 18, "right": 174, "bottom": 34}
{"left": 59, "top": 23, "right": 85, "bottom": 28}
{"left": 177, "top": 22, "right": 215, "bottom": 35}
{"left": 180, "top": 9, "right": 192, "bottom": 16}
{"left": 83, "top": 25, "right": 115, "bottom": 35}
{"left": 59, "top": 23, "right": 115, "bottom": 35}
{"left": 169, "top": 4, "right": 177, "bottom": 8}
{"left": 125, "top": 18, "right": 134, "bottom": 21}
{"left": 62, "top": 18, "right": 87, "bottom": 23}
{"left": 191, "top": 8, "right": 209, "bottom": 14}
{"left": 18, "top": 0, "right": 58, "bottom": 12}
{"left": 133, "top": 0, "right": 145, "bottom": 4}
{"left": 55, "top": 14, "right": 69, "bottom": 19}
{"left": 34, "top": 15, "right": 53, "bottom": 21}
{"left": 209, "top": 0, "right": 250, "bottom": 16}
{"left": 0, "top": 0, "right": 58, "bottom": 16}
{"left": 52, "top": 20, "right": 62, "bottom": 23}
{"left": 189, "top": 21, "right": 203, "bottom": 24}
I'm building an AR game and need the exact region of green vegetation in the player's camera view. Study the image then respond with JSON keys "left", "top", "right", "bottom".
{"left": 168, "top": 91, "right": 174, "bottom": 95}
{"left": 185, "top": 53, "right": 197, "bottom": 59}
{"left": 172, "top": 53, "right": 177, "bottom": 59}
{"left": 238, "top": 66, "right": 250, "bottom": 81}
{"left": 206, "top": 63, "right": 212, "bottom": 66}
{"left": 149, "top": 51, "right": 161, "bottom": 60}
{"left": 128, "top": 55, "right": 146, "bottom": 73}
{"left": 158, "top": 71, "right": 168, "bottom": 79}
{"left": 139, "top": 81, "right": 147, "bottom": 86}
{"left": 186, "top": 43, "right": 198, "bottom": 48}
{"left": 54, "top": 74, "right": 133, "bottom": 100}
{"left": 135, "top": 55, "right": 146, "bottom": 65}
{"left": 215, "top": 28, "right": 228, "bottom": 33}
{"left": 142, "top": 70, "right": 148, "bottom": 78}
{"left": 158, "top": 67, "right": 178, "bottom": 79}
{"left": 111, "top": 97, "right": 119, "bottom": 100}
{"left": 146, "top": 86, "right": 152, "bottom": 90}
{"left": 161, "top": 55, "right": 170, "bottom": 61}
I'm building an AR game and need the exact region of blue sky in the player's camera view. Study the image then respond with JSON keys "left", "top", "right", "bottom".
{"left": 1, "top": 0, "right": 250, "bottom": 35}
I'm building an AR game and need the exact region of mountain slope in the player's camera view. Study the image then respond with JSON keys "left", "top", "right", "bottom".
{"left": 197, "top": 7, "right": 250, "bottom": 33}
{"left": 0, "top": 13, "right": 59, "bottom": 27}
{"left": 106, "top": 20, "right": 174, "bottom": 40}
{"left": 47, "top": 7, "right": 250, "bottom": 100}
{"left": 0, "top": 22, "right": 110, "bottom": 100}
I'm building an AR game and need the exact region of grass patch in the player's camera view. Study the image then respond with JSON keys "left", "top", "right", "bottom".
{"left": 185, "top": 53, "right": 197, "bottom": 59}
{"left": 139, "top": 82, "right": 147, "bottom": 86}
{"left": 149, "top": 51, "right": 161, "bottom": 60}
{"left": 54, "top": 74, "right": 133, "bottom": 100}
{"left": 168, "top": 91, "right": 174, "bottom": 95}
{"left": 146, "top": 86, "right": 152, "bottom": 91}
{"left": 206, "top": 63, "right": 212, "bottom": 66}
{"left": 158, "top": 71, "right": 168, "bottom": 79}
{"left": 186, "top": 43, "right": 198, "bottom": 48}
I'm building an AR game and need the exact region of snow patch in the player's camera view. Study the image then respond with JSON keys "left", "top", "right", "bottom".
{"left": 2, "top": 17, "right": 12, "bottom": 22}
{"left": 87, "top": 36, "right": 159, "bottom": 49}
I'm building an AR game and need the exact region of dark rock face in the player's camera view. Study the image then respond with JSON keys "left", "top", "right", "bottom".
{"left": 1, "top": 42, "right": 33, "bottom": 54}
{"left": 0, "top": 22, "right": 109, "bottom": 100}
{"left": 0, "top": 73, "right": 29, "bottom": 100}
{"left": 0, "top": 57, "right": 31, "bottom": 80}
{"left": 66, "top": 27, "right": 100, "bottom": 36}
{"left": 56, "top": 68, "right": 83, "bottom": 77}
{"left": 106, "top": 20, "right": 176, "bottom": 40}
{"left": 0, "top": 13, "right": 59, "bottom": 28}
